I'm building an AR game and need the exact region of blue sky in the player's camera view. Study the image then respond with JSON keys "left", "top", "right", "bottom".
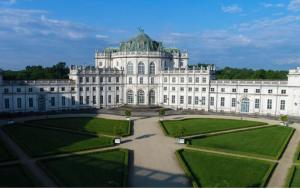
{"left": 1, "top": 0, "right": 300, "bottom": 70}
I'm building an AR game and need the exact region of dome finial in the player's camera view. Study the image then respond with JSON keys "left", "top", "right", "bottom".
{"left": 138, "top": 27, "right": 144, "bottom": 33}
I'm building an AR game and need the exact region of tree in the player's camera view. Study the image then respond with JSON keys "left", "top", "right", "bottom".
{"left": 280, "top": 115, "right": 289, "bottom": 126}
{"left": 124, "top": 109, "right": 131, "bottom": 118}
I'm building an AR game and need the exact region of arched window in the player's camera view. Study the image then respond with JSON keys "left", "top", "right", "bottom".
{"left": 127, "top": 62, "right": 133, "bottom": 74}
{"left": 241, "top": 98, "right": 250, "bottom": 113}
{"left": 138, "top": 90, "right": 145, "bottom": 104}
{"left": 149, "top": 62, "right": 155, "bottom": 75}
{"left": 138, "top": 62, "right": 145, "bottom": 74}
{"left": 149, "top": 90, "right": 155, "bottom": 105}
{"left": 127, "top": 90, "right": 134, "bottom": 104}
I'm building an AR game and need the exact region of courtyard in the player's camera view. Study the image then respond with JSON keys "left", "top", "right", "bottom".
{"left": 0, "top": 113, "right": 299, "bottom": 187}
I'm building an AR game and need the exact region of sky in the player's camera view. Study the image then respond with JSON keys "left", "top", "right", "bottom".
{"left": 1, "top": 0, "right": 300, "bottom": 70}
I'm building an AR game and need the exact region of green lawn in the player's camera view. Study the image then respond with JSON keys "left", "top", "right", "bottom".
{"left": 0, "top": 164, "right": 35, "bottom": 187}
{"left": 286, "top": 166, "right": 300, "bottom": 188}
{"left": 295, "top": 142, "right": 300, "bottom": 163}
{"left": 0, "top": 137, "right": 15, "bottom": 162}
{"left": 39, "top": 149, "right": 128, "bottom": 187}
{"left": 161, "top": 118, "right": 266, "bottom": 137}
{"left": 27, "top": 117, "right": 130, "bottom": 136}
{"left": 177, "top": 149, "right": 276, "bottom": 187}
{"left": 3, "top": 124, "right": 113, "bottom": 157}
{"left": 188, "top": 126, "right": 294, "bottom": 159}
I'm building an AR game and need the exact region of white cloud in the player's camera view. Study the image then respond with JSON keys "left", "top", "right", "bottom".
{"left": 262, "top": 3, "right": 285, "bottom": 8}
{"left": 95, "top": 34, "right": 108, "bottom": 39}
{"left": 275, "top": 57, "right": 300, "bottom": 65}
{"left": 222, "top": 5, "right": 243, "bottom": 14}
{"left": 0, "top": 0, "right": 16, "bottom": 6}
{"left": 288, "top": 0, "right": 300, "bottom": 11}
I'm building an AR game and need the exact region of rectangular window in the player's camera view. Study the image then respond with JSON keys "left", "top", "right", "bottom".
{"left": 86, "top": 77, "right": 89, "bottom": 83}
{"left": 188, "top": 77, "right": 192, "bottom": 83}
{"left": 51, "top": 97, "right": 55, "bottom": 106}
{"left": 80, "top": 96, "right": 83, "bottom": 105}
{"left": 172, "top": 77, "right": 176, "bottom": 83}
{"left": 100, "top": 95, "right": 103, "bottom": 104}
{"left": 29, "top": 98, "right": 33, "bottom": 108}
{"left": 232, "top": 88, "right": 236, "bottom": 93}
{"left": 188, "top": 87, "right": 192, "bottom": 92}
{"left": 163, "top": 95, "right": 168, "bottom": 103}
{"left": 116, "top": 87, "right": 119, "bottom": 91}
{"left": 40, "top": 88, "right": 44, "bottom": 92}
{"left": 172, "top": 95, "right": 175, "bottom": 103}
{"left": 267, "top": 99, "right": 272, "bottom": 109}
{"left": 210, "top": 88, "right": 215, "bottom": 92}
{"left": 195, "top": 77, "right": 199, "bottom": 83}
{"left": 280, "top": 100, "right": 285, "bottom": 110}
{"left": 164, "top": 87, "right": 167, "bottom": 91}
{"left": 195, "top": 88, "right": 199, "bottom": 92}
{"left": 172, "top": 87, "right": 175, "bottom": 91}
{"left": 220, "top": 97, "right": 225, "bottom": 107}
{"left": 180, "top": 96, "right": 184, "bottom": 104}
{"left": 180, "top": 87, "right": 184, "bottom": 91}
{"left": 188, "top": 96, "right": 192, "bottom": 105}
{"left": 281, "top": 90, "right": 286, "bottom": 94}
{"left": 100, "top": 77, "right": 103, "bottom": 83}
{"left": 108, "top": 95, "right": 111, "bottom": 103}
{"left": 140, "top": 77, "right": 143, "bottom": 84}
{"left": 202, "top": 87, "right": 206, "bottom": 92}
{"left": 71, "top": 87, "right": 75, "bottom": 91}
{"left": 28, "top": 88, "right": 33, "bottom": 92}
{"left": 255, "top": 99, "right": 260, "bottom": 109}
{"left": 71, "top": 96, "right": 75, "bottom": 105}
{"left": 268, "top": 89, "right": 273, "bottom": 94}
{"left": 221, "top": 88, "right": 225, "bottom": 92}
{"left": 256, "top": 89, "right": 260, "bottom": 93}
{"left": 61, "top": 87, "right": 65, "bottom": 92}
{"left": 4, "top": 98, "right": 9, "bottom": 109}
{"left": 231, "top": 98, "right": 236, "bottom": 107}
{"left": 180, "top": 77, "right": 184, "bottom": 83}
{"left": 108, "top": 77, "right": 111, "bottom": 82}
{"left": 210, "top": 97, "right": 214, "bottom": 106}
{"left": 195, "top": 97, "right": 199, "bottom": 105}
{"left": 79, "top": 77, "right": 83, "bottom": 83}
{"left": 86, "top": 87, "right": 89, "bottom": 91}
{"left": 86, "top": 96, "right": 90, "bottom": 104}
{"left": 80, "top": 87, "right": 83, "bottom": 92}
{"left": 92, "top": 77, "right": 96, "bottom": 83}
{"left": 4, "top": 88, "right": 9, "bottom": 93}
{"left": 17, "top": 98, "right": 21, "bottom": 108}
{"left": 202, "top": 77, "right": 207, "bottom": 83}
{"left": 62, "top": 96, "right": 66, "bottom": 106}
{"left": 116, "top": 77, "right": 119, "bottom": 83}
{"left": 164, "top": 77, "right": 168, "bottom": 83}
{"left": 201, "top": 97, "right": 206, "bottom": 105}
{"left": 92, "top": 87, "right": 96, "bottom": 91}
{"left": 244, "top": 89, "right": 248, "bottom": 93}
{"left": 17, "top": 88, "right": 21, "bottom": 93}
{"left": 93, "top": 96, "right": 96, "bottom": 104}
{"left": 50, "top": 87, "right": 55, "bottom": 92}
{"left": 116, "top": 95, "right": 119, "bottom": 103}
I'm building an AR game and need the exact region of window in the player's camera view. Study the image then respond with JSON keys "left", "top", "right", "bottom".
{"left": 116, "top": 95, "right": 119, "bottom": 103}
{"left": 71, "top": 87, "right": 75, "bottom": 91}
{"left": 163, "top": 95, "right": 168, "bottom": 103}
{"left": 172, "top": 77, "right": 176, "bottom": 83}
{"left": 195, "top": 88, "right": 199, "bottom": 92}
{"left": 127, "top": 90, "right": 133, "bottom": 104}
{"left": 281, "top": 90, "right": 286, "bottom": 94}
{"left": 138, "top": 90, "right": 145, "bottom": 104}
{"left": 164, "top": 87, "right": 167, "bottom": 91}
{"left": 40, "top": 88, "right": 44, "bottom": 92}
{"left": 202, "top": 87, "right": 206, "bottom": 92}
{"left": 244, "top": 89, "right": 248, "bottom": 93}
{"left": 195, "top": 97, "right": 199, "bottom": 105}
{"left": 100, "top": 77, "right": 103, "bottom": 83}
{"left": 93, "top": 87, "right": 96, "bottom": 91}
{"left": 61, "top": 87, "right": 65, "bottom": 92}
{"left": 4, "top": 98, "right": 9, "bottom": 109}
{"left": 180, "top": 87, "right": 184, "bottom": 92}
{"left": 100, "top": 95, "right": 103, "bottom": 104}
{"left": 86, "top": 87, "right": 89, "bottom": 91}
{"left": 138, "top": 62, "right": 145, "bottom": 74}
{"left": 116, "top": 77, "right": 119, "bottom": 83}
{"left": 86, "top": 96, "right": 90, "bottom": 104}
{"left": 231, "top": 98, "right": 236, "bottom": 107}
{"left": 50, "top": 87, "right": 55, "bottom": 92}
{"left": 210, "top": 88, "right": 215, "bottom": 92}
{"left": 79, "top": 77, "right": 83, "bottom": 83}
{"left": 149, "top": 62, "right": 155, "bottom": 74}
{"left": 172, "top": 95, "right": 175, "bottom": 103}
{"left": 71, "top": 96, "right": 75, "bottom": 105}
{"left": 29, "top": 98, "right": 33, "bottom": 108}
{"left": 172, "top": 87, "right": 175, "bottom": 91}
{"left": 4, "top": 88, "right": 9, "bottom": 93}
{"left": 201, "top": 97, "right": 206, "bottom": 105}
{"left": 129, "top": 77, "right": 132, "bottom": 84}
{"left": 267, "top": 99, "right": 272, "bottom": 109}
{"left": 92, "top": 77, "right": 96, "bottom": 83}
{"left": 17, "top": 98, "right": 21, "bottom": 108}
{"left": 108, "top": 77, "right": 111, "bottom": 82}
{"left": 255, "top": 99, "right": 260, "bottom": 109}
{"left": 108, "top": 87, "right": 111, "bottom": 91}
{"left": 139, "top": 77, "right": 143, "bottom": 84}
{"left": 221, "top": 88, "right": 225, "bottom": 92}
{"left": 180, "top": 96, "right": 184, "bottom": 104}
{"left": 164, "top": 77, "right": 168, "bottom": 82}
{"left": 232, "top": 88, "right": 236, "bottom": 93}
{"left": 202, "top": 77, "right": 207, "bottom": 83}
{"left": 280, "top": 100, "right": 285, "bottom": 110}
{"left": 62, "top": 96, "right": 66, "bottom": 106}
{"left": 51, "top": 97, "right": 55, "bottom": 106}
{"left": 220, "top": 97, "right": 225, "bottom": 107}
{"left": 108, "top": 95, "right": 111, "bottom": 103}
{"left": 188, "top": 87, "right": 192, "bottom": 92}
{"left": 256, "top": 89, "right": 261, "bottom": 93}
{"left": 28, "top": 88, "right": 33, "bottom": 92}
{"left": 127, "top": 62, "right": 133, "bottom": 74}
{"left": 188, "top": 96, "right": 192, "bottom": 105}
{"left": 116, "top": 87, "right": 119, "bottom": 91}
{"left": 195, "top": 77, "right": 199, "bottom": 83}
{"left": 188, "top": 77, "right": 192, "bottom": 83}
{"left": 80, "top": 87, "right": 83, "bottom": 92}
{"left": 86, "top": 77, "right": 89, "bottom": 83}
{"left": 180, "top": 77, "right": 184, "bottom": 83}
{"left": 80, "top": 96, "right": 83, "bottom": 105}
{"left": 17, "top": 88, "right": 21, "bottom": 93}
{"left": 268, "top": 89, "right": 273, "bottom": 94}
{"left": 210, "top": 97, "right": 214, "bottom": 106}
{"left": 150, "top": 77, "right": 154, "bottom": 84}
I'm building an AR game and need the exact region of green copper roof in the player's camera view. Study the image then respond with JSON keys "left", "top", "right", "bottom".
{"left": 120, "top": 30, "right": 163, "bottom": 52}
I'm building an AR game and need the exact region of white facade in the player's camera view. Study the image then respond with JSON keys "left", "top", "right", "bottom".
{"left": 1, "top": 31, "right": 300, "bottom": 117}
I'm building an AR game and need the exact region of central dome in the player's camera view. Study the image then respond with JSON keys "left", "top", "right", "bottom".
{"left": 120, "top": 29, "right": 163, "bottom": 52}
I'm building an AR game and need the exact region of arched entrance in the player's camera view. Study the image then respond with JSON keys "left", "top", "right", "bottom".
{"left": 241, "top": 98, "right": 250, "bottom": 113}
{"left": 137, "top": 90, "right": 145, "bottom": 105}
{"left": 149, "top": 90, "right": 155, "bottom": 105}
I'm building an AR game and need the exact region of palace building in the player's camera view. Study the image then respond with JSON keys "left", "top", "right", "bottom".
{"left": 1, "top": 30, "right": 300, "bottom": 117}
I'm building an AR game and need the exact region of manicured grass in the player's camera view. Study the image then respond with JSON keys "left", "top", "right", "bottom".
{"left": 3, "top": 124, "right": 113, "bottom": 157}
{"left": 0, "top": 164, "right": 35, "bottom": 187}
{"left": 177, "top": 149, "right": 276, "bottom": 187}
{"left": 27, "top": 117, "right": 130, "bottom": 136}
{"left": 295, "top": 142, "right": 300, "bottom": 163}
{"left": 188, "top": 126, "right": 294, "bottom": 159}
{"left": 0, "top": 137, "right": 15, "bottom": 162}
{"left": 286, "top": 166, "right": 300, "bottom": 188}
{"left": 39, "top": 149, "right": 129, "bottom": 187}
{"left": 161, "top": 118, "right": 266, "bottom": 137}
